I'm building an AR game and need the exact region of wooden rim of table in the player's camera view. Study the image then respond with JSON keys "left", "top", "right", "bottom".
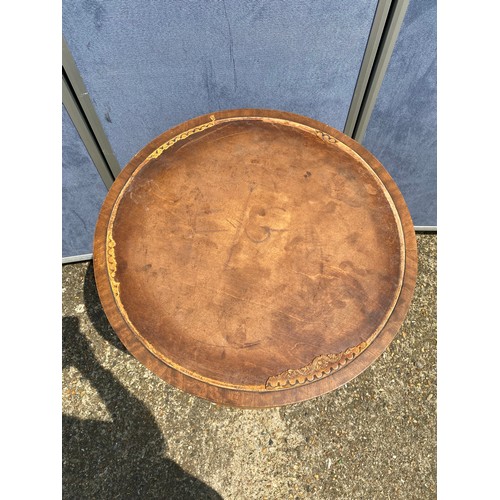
{"left": 93, "top": 109, "right": 417, "bottom": 408}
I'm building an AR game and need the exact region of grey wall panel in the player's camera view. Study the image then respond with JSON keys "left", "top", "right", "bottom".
{"left": 63, "top": 105, "right": 108, "bottom": 258}
{"left": 63, "top": 0, "right": 377, "bottom": 168}
{"left": 362, "top": 0, "right": 436, "bottom": 226}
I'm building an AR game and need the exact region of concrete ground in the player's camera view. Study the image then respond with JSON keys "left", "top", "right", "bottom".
{"left": 62, "top": 234, "right": 436, "bottom": 499}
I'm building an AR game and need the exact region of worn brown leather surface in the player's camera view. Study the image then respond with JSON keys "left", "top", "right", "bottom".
{"left": 94, "top": 110, "right": 416, "bottom": 407}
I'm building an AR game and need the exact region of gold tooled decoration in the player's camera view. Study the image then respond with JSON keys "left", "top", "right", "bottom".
{"left": 147, "top": 115, "right": 216, "bottom": 161}
{"left": 265, "top": 340, "right": 370, "bottom": 389}
{"left": 106, "top": 235, "right": 120, "bottom": 298}
{"left": 315, "top": 130, "right": 337, "bottom": 145}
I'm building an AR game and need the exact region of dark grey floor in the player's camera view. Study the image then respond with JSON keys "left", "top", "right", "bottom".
{"left": 62, "top": 234, "right": 436, "bottom": 499}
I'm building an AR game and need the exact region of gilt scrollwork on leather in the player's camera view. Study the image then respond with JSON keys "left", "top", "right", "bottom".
{"left": 265, "top": 341, "right": 369, "bottom": 389}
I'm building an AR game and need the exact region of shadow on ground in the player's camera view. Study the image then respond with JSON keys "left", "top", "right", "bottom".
{"left": 83, "top": 262, "right": 127, "bottom": 354}
{"left": 63, "top": 267, "right": 221, "bottom": 499}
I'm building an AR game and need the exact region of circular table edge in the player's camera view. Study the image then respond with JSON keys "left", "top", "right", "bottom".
{"left": 93, "top": 108, "right": 418, "bottom": 409}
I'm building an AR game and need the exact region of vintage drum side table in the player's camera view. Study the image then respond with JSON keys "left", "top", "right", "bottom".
{"left": 93, "top": 109, "right": 417, "bottom": 408}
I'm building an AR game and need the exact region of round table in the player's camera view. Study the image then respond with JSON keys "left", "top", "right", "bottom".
{"left": 93, "top": 109, "right": 417, "bottom": 408}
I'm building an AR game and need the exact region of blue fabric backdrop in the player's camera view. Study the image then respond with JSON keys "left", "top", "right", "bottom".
{"left": 62, "top": 105, "right": 108, "bottom": 257}
{"left": 362, "top": 0, "right": 437, "bottom": 226}
{"left": 62, "top": 0, "right": 437, "bottom": 259}
{"left": 63, "top": 0, "right": 378, "bottom": 168}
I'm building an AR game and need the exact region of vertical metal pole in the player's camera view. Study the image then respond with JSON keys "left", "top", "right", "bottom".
{"left": 62, "top": 74, "right": 115, "bottom": 189}
{"left": 344, "top": 0, "right": 393, "bottom": 137}
{"left": 62, "top": 37, "right": 121, "bottom": 178}
{"left": 351, "top": 0, "right": 411, "bottom": 143}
